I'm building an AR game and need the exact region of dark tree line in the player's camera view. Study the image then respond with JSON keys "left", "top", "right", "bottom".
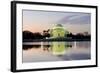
{"left": 23, "top": 30, "right": 91, "bottom": 41}
{"left": 23, "top": 31, "right": 43, "bottom": 40}
{"left": 23, "top": 30, "right": 50, "bottom": 40}
{"left": 67, "top": 32, "right": 91, "bottom": 40}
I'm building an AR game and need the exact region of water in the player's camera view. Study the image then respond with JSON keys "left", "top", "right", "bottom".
{"left": 23, "top": 41, "right": 91, "bottom": 63}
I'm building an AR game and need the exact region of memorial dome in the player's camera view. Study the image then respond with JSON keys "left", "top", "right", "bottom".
{"left": 51, "top": 24, "right": 65, "bottom": 37}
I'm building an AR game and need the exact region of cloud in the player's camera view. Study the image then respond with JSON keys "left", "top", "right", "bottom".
{"left": 56, "top": 13, "right": 91, "bottom": 25}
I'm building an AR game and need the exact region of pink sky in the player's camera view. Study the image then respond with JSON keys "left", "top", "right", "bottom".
{"left": 23, "top": 10, "right": 91, "bottom": 34}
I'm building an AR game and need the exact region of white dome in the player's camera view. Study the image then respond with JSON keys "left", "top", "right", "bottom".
{"left": 52, "top": 24, "right": 64, "bottom": 30}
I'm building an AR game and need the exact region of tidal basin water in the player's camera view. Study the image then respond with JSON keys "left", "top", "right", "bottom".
{"left": 23, "top": 41, "right": 91, "bottom": 63}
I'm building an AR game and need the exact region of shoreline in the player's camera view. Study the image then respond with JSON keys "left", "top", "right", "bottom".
{"left": 23, "top": 38, "right": 91, "bottom": 42}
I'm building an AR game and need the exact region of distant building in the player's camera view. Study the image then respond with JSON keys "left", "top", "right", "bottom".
{"left": 50, "top": 24, "right": 67, "bottom": 38}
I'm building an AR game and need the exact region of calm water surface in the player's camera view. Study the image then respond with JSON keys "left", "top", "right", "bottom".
{"left": 23, "top": 41, "right": 91, "bottom": 63}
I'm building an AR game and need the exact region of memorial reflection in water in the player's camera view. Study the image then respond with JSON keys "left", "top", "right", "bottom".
{"left": 23, "top": 41, "right": 90, "bottom": 63}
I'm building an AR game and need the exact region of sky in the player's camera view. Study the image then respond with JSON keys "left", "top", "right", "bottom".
{"left": 23, "top": 10, "right": 91, "bottom": 34}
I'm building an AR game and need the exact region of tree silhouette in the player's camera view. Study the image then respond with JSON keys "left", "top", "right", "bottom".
{"left": 23, "top": 30, "right": 43, "bottom": 40}
{"left": 43, "top": 29, "right": 50, "bottom": 39}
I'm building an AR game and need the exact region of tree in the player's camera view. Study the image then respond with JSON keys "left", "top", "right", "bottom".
{"left": 23, "top": 30, "right": 43, "bottom": 40}
{"left": 43, "top": 29, "right": 50, "bottom": 39}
